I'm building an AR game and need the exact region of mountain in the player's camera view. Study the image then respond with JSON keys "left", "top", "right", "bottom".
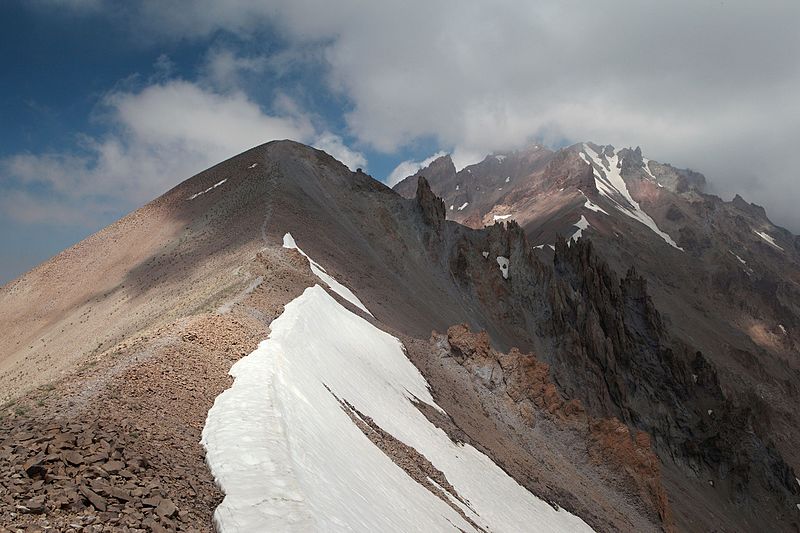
{"left": 1, "top": 140, "right": 798, "bottom": 531}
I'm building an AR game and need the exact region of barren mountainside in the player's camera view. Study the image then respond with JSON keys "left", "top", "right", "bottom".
{"left": 1, "top": 140, "right": 798, "bottom": 531}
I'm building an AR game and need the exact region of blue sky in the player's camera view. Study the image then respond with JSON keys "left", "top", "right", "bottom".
{"left": 2, "top": 1, "right": 799, "bottom": 283}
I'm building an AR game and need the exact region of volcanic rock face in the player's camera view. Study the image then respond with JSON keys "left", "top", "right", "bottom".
{"left": 441, "top": 323, "right": 673, "bottom": 528}
{"left": 1, "top": 139, "right": 798, "bottom": 531}
{"left": 415, "top": 176, "right": 446, "bottom": 232}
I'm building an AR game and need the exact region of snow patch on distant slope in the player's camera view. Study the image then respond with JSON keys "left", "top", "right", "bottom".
{"left": 282, "top": 233, "right": 373, "bottom": 317}
{"left": 203, "top": 285, "right": 591, "bottom": 532}
{"left": 641, "top": 158, "right": 661, "bottom": 184}
{"left": 495, "top": 155, "right": 506, "bottom": 162}
{"left": 458, "top": 202, "right": 469, "bottom": 211}
{"left": 570, "top": 215, "right": 590, "bottom": 243}
{"left": 496, "top": 256, "right": 510, "bottom": 279}
{"left": 188, "top": 178, "right": 228, "bottom": 200}
{"left": 753, "top": 229, "right": 784, "bottom": 251}
{"left": 493, "top": 214, "right": 512, "bottom": 222}
{"left": 729, "top": 250, "right": 747, "bottom": 265}
{"left": 580, "top": 145, "right": 682, "bottom": 250}
{"left": 579, "top": 190, "right": 609, "bottom": 215}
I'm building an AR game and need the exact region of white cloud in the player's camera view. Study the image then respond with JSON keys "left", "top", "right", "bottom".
{"left": 203, "top": 47, "right": 268, "bottom": 91}
{"left": 14, "top": 1, "right": 800, "bottom": 230}
{"left": 386, "top": 151, "right": 447, "bottom": 187}
{"left": 312, "top": 132, "right": 366, "bottom": 171}
{"left": 1, "top": 79, "right": 363, "bottom": 226}
{"left": 105, "top": 0, "right": 800, "bottom": 229}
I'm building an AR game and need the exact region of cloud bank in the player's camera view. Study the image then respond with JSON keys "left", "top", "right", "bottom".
{"left": 9, "top": 0, "right": 800, "bottom": 234}
{"left": 106, "top": 0, "right": 800, "bottom": 229}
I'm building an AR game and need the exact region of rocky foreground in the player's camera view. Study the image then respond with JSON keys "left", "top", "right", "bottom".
{"left": 0, "top": 311, "right": 268, "bottom": 532}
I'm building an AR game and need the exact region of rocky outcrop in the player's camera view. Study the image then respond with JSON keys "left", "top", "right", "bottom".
{"left": 415, "top": 176, "right": 446, "bottom": 231}
{"left": 442, "top": 324, "right": 673, "bottom": 529}
{"left": 542, "top": 150, "right": 595, "bottom": 192}
{"left": 546, "top": 236, "right": 799, "bottom": 528}
{"left": 731, "top": 193, "right": 768, "bottom": 220}
{"left": 394, "top": 155, "right": 457, "bottom": 199}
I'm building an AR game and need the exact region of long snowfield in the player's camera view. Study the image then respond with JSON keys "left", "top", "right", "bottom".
{"left": 202, "top": 244, "right": 592, "bottom": 531}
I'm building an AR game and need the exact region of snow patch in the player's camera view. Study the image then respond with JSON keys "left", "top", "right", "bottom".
{"left": 202, "top": 285, "right": 591, "bottom": 532}
{"left": 496, "top": 256, "right": 509, "bottom": 279}
{"left": 579, "top": 190, "right": 609, "bottom": 215}
{"left": 282, "top": 233, "right": 373, "bottom": 317}
{"left": 753, "top": 230, "right": 784, "bottom": 251}
{"left": 450, "top": 205, "right": 454, "bottom": 210}
{"left": 458, "top": 202, "right": 469, "bottom": 211}
{"left": 493, "top": 214, "right": 512, "bottom": 222}
{"left": 188, "top": 178, "right": 228, "bottom": 200}
{"left": 456, "top": 184, "right": 460, "bottom": 190}
{"left": 505, "top": 176, "right": 510, "bottom": 183}
{"left": 779, "top": 325, "right": 787, "bottom": 335}
{"left": 570, "top": 215, "right": 590, "bottom": 243}
{"left": 495, "top": 155, "right": 506, "bottom": 162}
{"left": 580, "top": 145, "right": 682, "bottom": 250}
{"left": 248, "top": 163, "right": 258, "bottom": 169}
{"left": 729, "top": 250, "right": 747, "bottom": 265}
{"left": 482, "top": 251, "right": 489, "bottom": 258}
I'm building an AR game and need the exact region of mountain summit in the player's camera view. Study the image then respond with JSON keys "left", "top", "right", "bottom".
{"left": 1, "top": 140, "right": 798, "bottom": 531}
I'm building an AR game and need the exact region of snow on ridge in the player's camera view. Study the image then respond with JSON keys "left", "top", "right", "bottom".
{"left": 753, "top": 229, "right": 784, "bottom": 251}
{"left": 580, "top": 145, "right": 682, "bottom": 250}
{"left": 570, "top": 215, "right": 590, "bottom": 243}
{"left": 458, "top": 202, "right": 469, "bottom": 211}
{"left": 188, "top": 178, "right": 228, "bottom": 200}
{"left": 282, "top": 233, "right": 373, "bottom": 317}
{"left": 202, "top": 285, "right": 592, "bottom": 532}
{"left": 496, "top": 256, "right": 510, "bottom": 279}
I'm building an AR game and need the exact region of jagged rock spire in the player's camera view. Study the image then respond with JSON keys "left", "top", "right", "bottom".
{"left": 415, "top": 176, "right": 446, "bottom": 230}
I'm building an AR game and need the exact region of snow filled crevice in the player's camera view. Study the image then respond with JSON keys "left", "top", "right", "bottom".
{"left": 282, "top": 232, "right": 373, "bottom": 317}
{"left": 641, "top": 158, "right": 663, "bottom": 187}
{"left": 188, "top": 178, "right": 228, "bottom": 200}
{"left": 578, "top": 190, "right": 609, "bottom": 215}
{"left": 580, "top": 145, "right": 682, "bottom": 250}
{"left": 753, "top": 229, "right": 784, "bottom": 251}
{"left": 202, "top": 285, "right": 591, "bottom": 532}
